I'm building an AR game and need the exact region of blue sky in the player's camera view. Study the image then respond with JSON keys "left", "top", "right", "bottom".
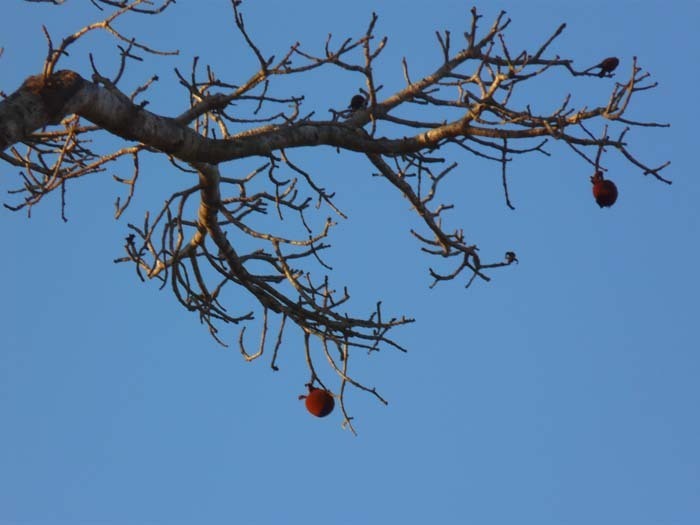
{"left": 1, "top": 1, "right": 698, "bottom": 524}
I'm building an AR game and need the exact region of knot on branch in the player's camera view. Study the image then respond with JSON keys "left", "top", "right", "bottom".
{"left": 21, "top": 70, "right": 84, "bottom": 124}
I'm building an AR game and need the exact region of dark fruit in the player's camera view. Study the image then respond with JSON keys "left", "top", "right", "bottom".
{"left": 597, "top": 57, "right": 619, "bottom": 77}
{"left": 302, "top": 388, "right": 335, "bottom": 417}
{"left": 349, "top": 94, "right": 366, "bottom": 110}
{"left": 591, "top": 171, "right": 618, "bottom": 208}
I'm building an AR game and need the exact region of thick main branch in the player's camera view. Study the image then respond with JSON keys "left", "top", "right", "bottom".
{"left": 1, "top": 71, "right": 621, "bottom": 164}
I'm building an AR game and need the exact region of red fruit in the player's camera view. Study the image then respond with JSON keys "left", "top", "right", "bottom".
{"left": 303, "top": 388, "right": 335, "bottom": 418}
{"left": 591, "top": 171, "right": 618, "bottom": 208}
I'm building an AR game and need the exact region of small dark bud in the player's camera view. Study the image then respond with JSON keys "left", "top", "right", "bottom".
{"left": 349, "top": 94, "right": 366, "bottom": 110}
{"left": 597, "top": 57, "right": 619, "bottom": 77}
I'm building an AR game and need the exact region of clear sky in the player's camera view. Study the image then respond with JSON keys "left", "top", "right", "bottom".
{"left": 1, "top": 1, "right": 698, "bottom": 524}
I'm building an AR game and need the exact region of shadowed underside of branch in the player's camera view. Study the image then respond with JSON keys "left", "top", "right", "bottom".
{"left": 1, "top": 0, "right": 670, "bottom": 432}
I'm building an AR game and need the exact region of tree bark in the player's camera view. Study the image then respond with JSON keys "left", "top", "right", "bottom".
{"left": 1, "top": 70, "right": 557, "bottom": 163}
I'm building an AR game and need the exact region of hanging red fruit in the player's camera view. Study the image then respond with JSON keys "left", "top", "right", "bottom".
{"left": 300, "top": 387, "right": 335, "bottom": 417}
{"left": 590, "top": 171, "right": 618, "bottom": 208}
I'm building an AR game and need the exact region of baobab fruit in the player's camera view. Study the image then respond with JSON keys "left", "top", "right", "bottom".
{"left": 590, "top": 171, "right": 618, "bottom": 208}
{"left": 597, "top": 57, "right": 619, "bottom": 77}
{"left": 300, "top": 387, "right": 335, "bottom": 417}
{"left": 348, "top": 94, "right": 366, "bottom": 110}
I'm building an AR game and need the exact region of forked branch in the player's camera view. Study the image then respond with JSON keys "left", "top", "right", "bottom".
{"left": 1, "top": 2, "right": 670, "bottom": 430}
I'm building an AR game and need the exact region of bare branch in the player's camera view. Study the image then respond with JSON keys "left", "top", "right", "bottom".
{"left": 1, "top": 4, "right": 670, "bottom": 429}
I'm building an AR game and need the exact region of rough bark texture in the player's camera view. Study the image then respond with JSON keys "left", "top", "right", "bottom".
{"left": 1, "top": 71, "right": 83, "bottom": 150}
